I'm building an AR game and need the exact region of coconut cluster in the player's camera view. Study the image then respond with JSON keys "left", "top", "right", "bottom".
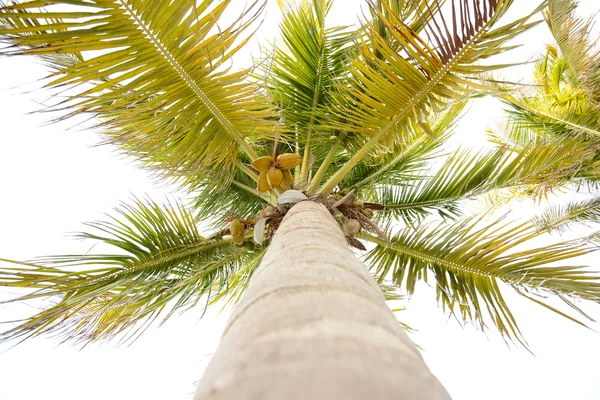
{"left": 251, "top": 153, "right": 302, "bottom": 192}
{"left": 225, "top": 190, "right": 386, "bottom": 251}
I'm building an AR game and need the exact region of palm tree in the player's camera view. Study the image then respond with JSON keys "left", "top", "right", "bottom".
{"left": 1, "top": 0, "right": 599, "bottom": 398}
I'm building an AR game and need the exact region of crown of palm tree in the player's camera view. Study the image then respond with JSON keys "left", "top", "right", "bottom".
{"left": 1, "top": 0, "right": 600, "bottom": 349}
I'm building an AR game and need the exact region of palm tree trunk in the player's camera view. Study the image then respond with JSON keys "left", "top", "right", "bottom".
{"left": 194, "top": 201, "right": 450, "bottom": 400}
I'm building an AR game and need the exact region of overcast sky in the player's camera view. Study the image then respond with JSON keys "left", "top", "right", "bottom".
{"left": 1, "top": 1, "right": 600, "bottom": 399}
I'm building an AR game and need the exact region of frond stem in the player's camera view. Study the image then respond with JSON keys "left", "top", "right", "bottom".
{"left": 309, "top": 138, "right": 340, "bottom": 191}
{"left": 235, "top": 160, "right": 258, "bottom": 183}
{"left": 231, "top": 180, "right": 277, "bottom": 206}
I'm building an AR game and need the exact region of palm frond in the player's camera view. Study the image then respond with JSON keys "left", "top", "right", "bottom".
{"left": 0, "top": 197, "right": 254, "bottom": 344}
{"left": 370, "top": 0, "right": 446, "bottom": 36}
{"left": 0, "top": 0, "right": 278, "bottom": 190}
{"left": 317, "top": 0, "right": 545, "bottom": 194}
{"left": 504, "top": 98, "right": 600, "bottom": 139}
{"left": 361, "top": 214, "right": 600, "bottom": 344}
{"left": 500, "top": 1, "right": 600, "bottom": 140}
{"left": 209, "top": 246, "right": 265, "bottom": 308}
{"left": 192, "top": 165, "right": 274, "bottom": 227}
{"left": 345, "top": 101, "right": 467, "bottom": 191}
{"left": 533, "top": 196, "right": 600, "bottom": 233}
{"left": 547, "top": 0, "right": 600, "bottom": 108}
{"left": 376, "top": 135, "right": 598, "bottom": 221}
{"left": 492, "top": 115, "right": 600, "bottom": 196}
{"left": 487, "top": 118, "right": 542, "bottom": 148}
{"left": 502, "top": 44, "right": 600, "bottom": 139}
{"left": 264, "top": 0, "right": 356, "bottom": 181}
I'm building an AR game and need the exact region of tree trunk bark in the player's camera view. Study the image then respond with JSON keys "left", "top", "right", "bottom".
{"left": 194, "top": 201, "right": 450, "bottom": 400}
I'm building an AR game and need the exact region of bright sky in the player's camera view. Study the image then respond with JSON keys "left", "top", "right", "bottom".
{"left": 1, "top": 1, "right": 600, "bottom": 399}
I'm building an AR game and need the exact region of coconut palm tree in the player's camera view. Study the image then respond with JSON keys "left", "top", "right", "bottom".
{"left": 1, "top": 0, "right": 600, "bottom": 398}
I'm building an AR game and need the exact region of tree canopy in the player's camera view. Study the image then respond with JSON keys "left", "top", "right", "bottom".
{"left": 1, "top": 0, "right": 600, "bottom": 349}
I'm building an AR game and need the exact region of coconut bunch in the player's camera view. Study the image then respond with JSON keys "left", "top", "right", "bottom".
{"left": 223, "top": 187, "right": 387, "bottom": 251}
{"left": 321, "top": 189, "right": 388, "bottom": 250}
{"left": 251, "top": 153, "right": 303, "bottom": 192}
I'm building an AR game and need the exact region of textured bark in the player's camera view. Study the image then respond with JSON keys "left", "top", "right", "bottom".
{"left": 194, "top": 201, "right": 450, "bottom": 400}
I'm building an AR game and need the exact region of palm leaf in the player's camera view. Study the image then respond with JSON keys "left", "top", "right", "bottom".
{"left": 375, "top": 134, "right": 599, "bottom": 221}
{"left": 370, "top": 0, "right": 446, "bottom": 37}
{"left": 361, "top": 214, "right": 600, "bottom": 344}
{"left": 209, "top": 247, "right": 265, "bottom": 308}
{"left": 192, "top": 165, "right": 273, "bottom": 227}
{"left": 533, "top": 196, "right": 600, "bottom": 233}
{"left": 502, "top": 45, "right": 600, "bottom": 139}
{"left": 0, "top": 197, "right": 256, "bottom": 344}
{"left": 546, "top": 0, "right": 600, "bottom": 109}
{"left": 264, "top": 0, "right": 356, "bottom": 181}
{"left": 505, "top": 98, "right": 600, "bottom": 138}
{"left": 0, "top": 0, "right": 278, "bottom": 189}
{"left": 345, "top": 101, "right": 467, "bottom": 191}
{"left": 317, "top": 0, "right": 545, "bottom": 194}
{"left": 500, "top": 1, "right": 600, "bottom": 141}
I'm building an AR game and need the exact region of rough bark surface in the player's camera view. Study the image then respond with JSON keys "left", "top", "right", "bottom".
{"left": 194, "top": 201, "right": 450, "bottom": 400}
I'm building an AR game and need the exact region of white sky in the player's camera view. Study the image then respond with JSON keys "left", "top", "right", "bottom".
{"left": 1, "top": 1, "right": 600, "bottom": 399}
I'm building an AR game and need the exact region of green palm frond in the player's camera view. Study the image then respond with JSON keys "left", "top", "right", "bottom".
{"left": 361, "top": 215, "right": 600, "bottom": 344}
{"left": 264, "top": 0, "right": 355, "bottom": 182}
{"left": 374, "top": 149, "right": 501, "bottom": 222}
{"left": 547, "top": 0, "right": 600, "bottom": 108}
{"left": 345, "top": 101, "right": 467, "bottom": 192}
{"left": 0, "top": 0, "right": 278, "bottom": 189}
{"left": 192, "top": 165, "right": 274, "bottom": 227}
{"left": 0, "top": 198, "right": 257, "bottom": 344}
{"left": 505, "top": 98, "right": 600, "bottom": 139}
{"left": 343, "top": 127, "right": 442, "bottom": 194}
{"left": 210, "top": 247, "right": 265, "bottom": 308}
{"left": 487, "top": 118, "right": 542, "bottom": 148}
{"left": 533, "top": 196, "right": 600, "bottom": 233}
{"left": 376, "top": 134, "right": 599, "bottom": 221}
{"left": 500, "top": 0, "right": 600, "bottom": 142}
{"left": 371, "top": 0, "right": 446, "bottom": 37}
{"left": 492, "top": 117, "right": 600, "bottom": 196}
{"left": 502, "top": 45, "right": 600, "bottom": 139}
{"left": 317, "top": 0, "right": 545, "bottom": 194}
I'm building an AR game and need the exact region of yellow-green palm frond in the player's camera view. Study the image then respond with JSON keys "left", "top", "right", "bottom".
{"left": 0, "top": 198, "right": 261, "bottom": 344}
{"left": 546, "top": 0, "right": 600, "bottom": 108}
{"left": 317, "top": 0, "right": 545, "bottom": 194}
{"left": 209, "top": 248, "right": 264, "bottom": 308}
{"left": 494, "top": 121, "right": 600, "bottom": 196}
{"left": 502, "top": 45, "right": 600, "bottom": 139}
{"left": 264, "top": 0, "right": 356, "bottom": 180}
{"left": 362, "top": 214, "right": 600, "bottom": 345}
{"left": 505, "top": 96, "right": 600, "bottom": 139}
{"left": 533, "top": 196, "right": 600, "bottom": 234}
{"left": 0, "top": 0, "right": 278, "bottom": 190}
{"left": 374, "top": 134, "right": 599, "bottom": 222}
{"left": 344, "top": 101, "right": 467, "bottom": 192}
{"left": 192, "top": 162, "right": 275, "bottom": 227}
{"left": 500, "top": 1, "right": 600, "bottom": 141}
{"left": 370, "top": 0, "right": 446, "bottom": 36}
